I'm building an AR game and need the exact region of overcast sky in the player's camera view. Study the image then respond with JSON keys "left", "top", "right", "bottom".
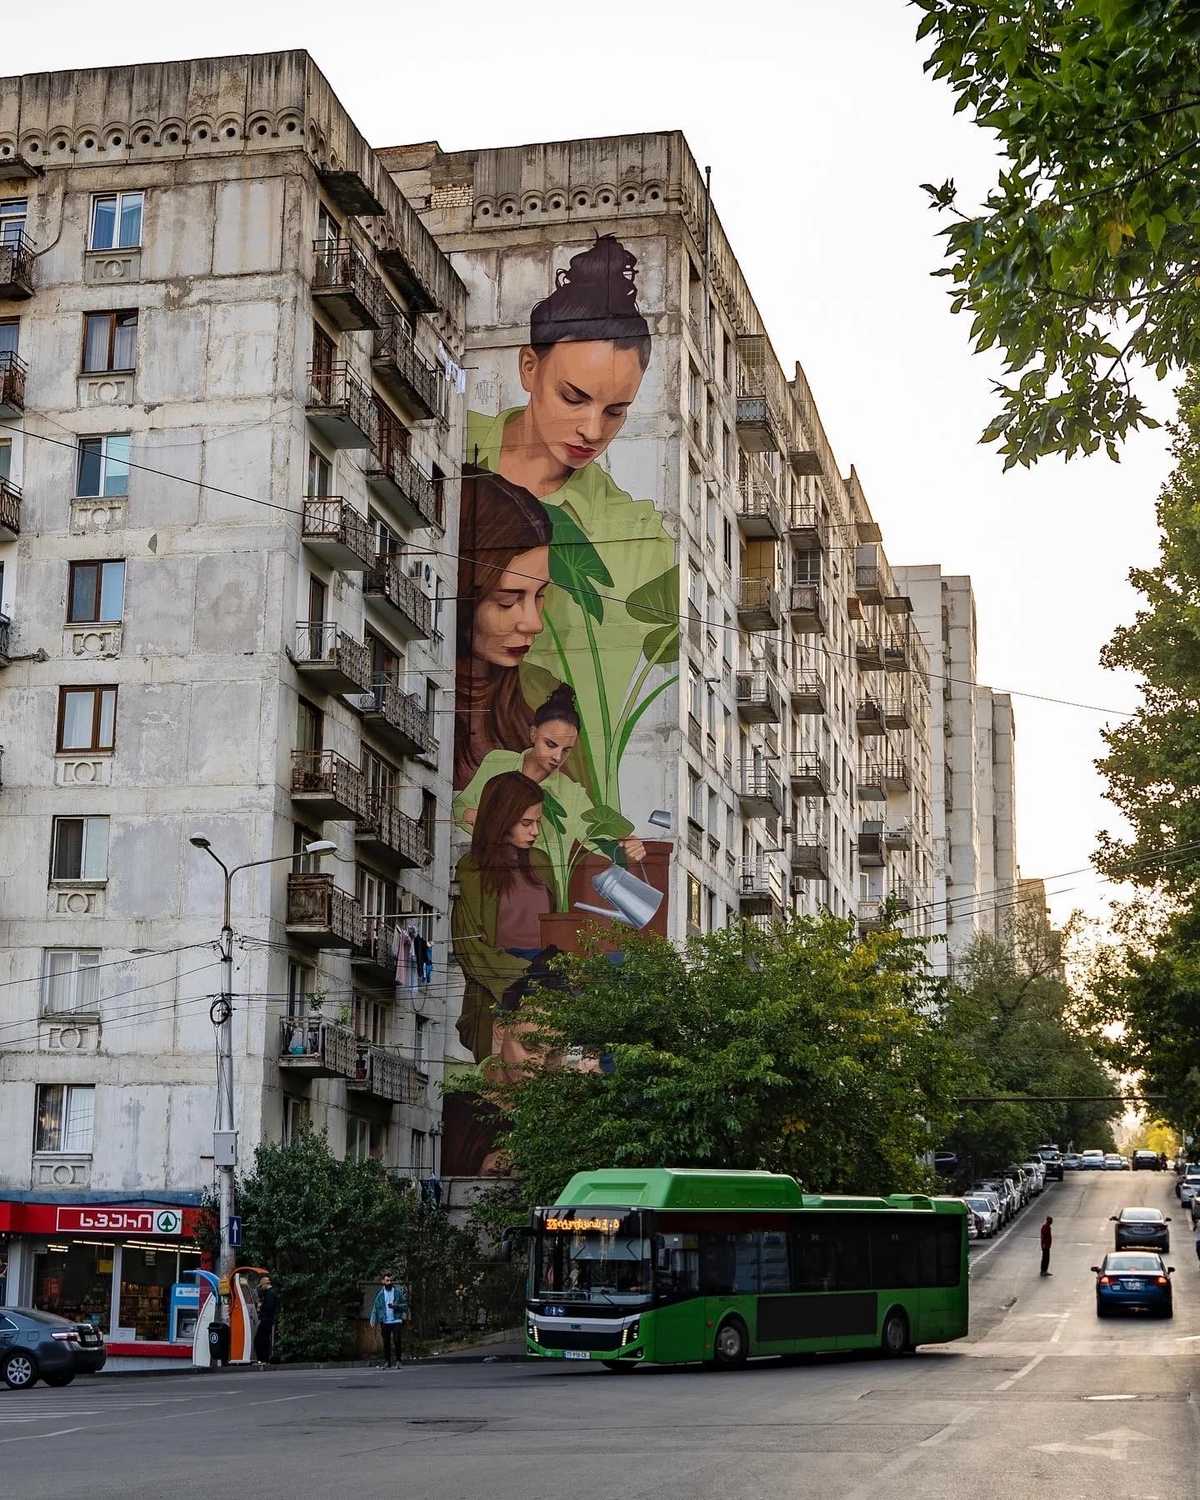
{"left": 10, "top": 0, "right": 1171, "bottom": 928}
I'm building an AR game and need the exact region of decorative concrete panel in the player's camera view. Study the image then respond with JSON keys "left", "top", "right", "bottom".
{"left": 70, "top": 497, "right": 127, "bottom": 535}
{"left": 54, "top": 756, "right": 112, "bottom": 788}
{"left": 32, "top": 1154, "right": 92, "bottom": 1188}
{"left": 84, "top": 249, "right": 143, "bottom": 285}
{"left": 63, "top": 624, "right": 122, "bottom": 659}
{"left": 47, "top": 884, "right": 106, "bottom": 918}
{"left": 39, "top": 1021, "right": 100, "bottom": 1053}
{"left": 77, "top": 373, "right": 134, "bottom": 407}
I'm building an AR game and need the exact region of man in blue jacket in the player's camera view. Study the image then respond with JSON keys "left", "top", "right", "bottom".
{"left": 369, "top": 1272, "right": 409, "bottom": 1368}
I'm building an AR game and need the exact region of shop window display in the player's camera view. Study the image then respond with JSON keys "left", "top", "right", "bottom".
{"left": 33, "top": 1240, "right": 115, "bottom": 1332}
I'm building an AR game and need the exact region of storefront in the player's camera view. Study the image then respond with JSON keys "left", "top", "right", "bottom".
{"left": 0, "top": 1199, "right": 207, "bottom": 1360}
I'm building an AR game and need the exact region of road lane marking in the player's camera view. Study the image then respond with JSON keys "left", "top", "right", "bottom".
{"left": 0, "top": 1425, "right": 86, "bottom": 1446}
{"left": 1033, "top": 1426, "right": 1150, "bottom": 1463}
{"left": 994, "top": 1350, "right": 1047, "bottom": 1391}
{"left": 836, "top": 1407, "right": 978, "bottom": 1500}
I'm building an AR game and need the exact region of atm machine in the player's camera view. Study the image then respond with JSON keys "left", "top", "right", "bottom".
{"left": 168, "top": 1281, "right": 201, "bottom": 1344}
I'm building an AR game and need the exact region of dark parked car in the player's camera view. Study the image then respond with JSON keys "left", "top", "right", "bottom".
{"left": 1112, "top": 1206, "right": 1171, "bottom": 1252}
{"left": 1093, "top": 1252, "right": 1174, "bottom": 1318}
{"left": 1038, "top": 1148, "right": 1064, "bottom": 1181}
{"left": 1131, "top": 1150, "right": 1161, "bottom": 1171}
{"left": 0, "top": 1307, "right": 106, "bottom": 1388}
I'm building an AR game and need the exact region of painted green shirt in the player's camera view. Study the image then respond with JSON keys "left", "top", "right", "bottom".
{"left": 467, "top": 408, "right": 678, "bottom": 817}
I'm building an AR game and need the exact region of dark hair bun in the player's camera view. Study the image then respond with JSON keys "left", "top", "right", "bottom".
{"left": 530, "top": 234, "right": 651, "bottom": 361}
{"left": 559, "top": 236, "right": 637, "bottom": 298}
{"left": 534, "top": 683, "right": 580, "bottom": 728}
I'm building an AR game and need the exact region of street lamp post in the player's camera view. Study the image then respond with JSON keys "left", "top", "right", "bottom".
{"left": 189, "top": 834, "right": 337, "bottom": 1287}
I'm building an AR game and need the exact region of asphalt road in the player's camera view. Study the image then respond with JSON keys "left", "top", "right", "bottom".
{"left": 3, "top": 1169, "right": 1197, "bottom": 1499}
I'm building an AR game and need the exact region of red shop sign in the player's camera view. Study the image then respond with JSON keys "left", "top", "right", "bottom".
{"left": 55, "top": 1207, "right": 185, "bottom": 1236}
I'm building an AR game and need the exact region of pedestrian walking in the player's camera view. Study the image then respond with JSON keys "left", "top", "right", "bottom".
{"left": 254, "top": 1274, "right": 278, "bottom": 1368}
{"left": 369, "top": 1271, "right": 409, "bottom": 1368}
{"left": 1193, "top": 1218, "right": 1200, "bottom": 1267}
{"left": 1039, "top": 1215, "right": 1053, "bottom": 1276}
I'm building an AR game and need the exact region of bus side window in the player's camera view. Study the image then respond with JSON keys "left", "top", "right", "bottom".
{"left": 654, "top": 1234, "right": 699, "bottom": 1295}
{"left": 699, "top": 1232, "right": 737, "bottom": 1295}
{"left": 792, "top": 1228, "right": 835, "bottom": 1291}
{"left": 871, "top": 1222, "right": 919, "bottom": 1287}
{"left": 760, "top": 1231, "right": 789, "bottom": 1292}
{"left": 827, "top": 1215, "right": 870, "bottom": 1290}
{"left": 916, "top": 1221, "right": 939, "bottom": 1287}
{"left": 934, "top": 1218, "right": 962, "bottom": 1286}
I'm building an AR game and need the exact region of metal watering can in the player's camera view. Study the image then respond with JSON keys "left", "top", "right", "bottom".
{"left": 576, "top": 863, "right": 663, "bottom": 930}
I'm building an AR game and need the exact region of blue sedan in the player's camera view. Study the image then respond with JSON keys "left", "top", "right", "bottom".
{"left": 1093, "top": 1252, "right": 1175, "bottom": 1318}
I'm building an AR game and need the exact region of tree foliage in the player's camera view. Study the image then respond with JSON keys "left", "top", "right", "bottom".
{"left": 461, "top": 916, "right": 964, "bottom": 1208}
{"left": 1096, "top": 368, "right": 1200, "bottom": 892}
{"left": 912, "top": 0, "right": 1200, "bottom": 466}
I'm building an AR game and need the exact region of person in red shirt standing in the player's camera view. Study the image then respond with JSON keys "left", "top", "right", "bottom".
{"left": 1040, "top": 1215, "right": 1054, "bottom": 1276}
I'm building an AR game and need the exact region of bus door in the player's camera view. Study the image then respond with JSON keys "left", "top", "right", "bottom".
{"left": 919, "top": 1217, "right": 966, "bottom": 1341}
{"left": 651, "top": 1232, "right": 705, "bottom": 1361}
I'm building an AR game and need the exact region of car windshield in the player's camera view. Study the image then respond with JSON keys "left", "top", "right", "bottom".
{"left": 966, "top": 1199, "right": 992, "bottom": 1212}
{"left": 1121, "top": 1209, "right": 1162, "bottom": 1221}
{"left": 535, "top": 1210, "right": 651, "bottom": 1305}
{"left": 1106, "top": 1254, "right": 1162, "bottom": 1273}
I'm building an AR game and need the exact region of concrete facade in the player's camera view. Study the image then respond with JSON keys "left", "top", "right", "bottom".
{"left": 0, "top": 51, "right": 464, "bottom": 1288}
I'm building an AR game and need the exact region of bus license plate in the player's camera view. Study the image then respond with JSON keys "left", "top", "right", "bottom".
{"left": 563, "top": 1350, "right": 590, "bottom": 1360}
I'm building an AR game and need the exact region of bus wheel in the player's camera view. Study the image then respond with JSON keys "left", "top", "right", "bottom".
{"left": 881, "top": 1308, "right": 910, "bottom": 1357}
{"left": 712, "top": 1317, "right": 749, "bottom": 1369}
{"left": 601, "top": 1360, "right": 637, "bottom": 1373}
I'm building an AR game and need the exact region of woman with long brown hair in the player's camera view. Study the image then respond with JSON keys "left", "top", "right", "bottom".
{"left": 454, "top": 468, "right": 555, "bottom": 790}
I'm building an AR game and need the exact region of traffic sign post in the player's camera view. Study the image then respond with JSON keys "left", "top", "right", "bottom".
{"left": 228, "top": 1214, "right": 242, "bottom": 1249}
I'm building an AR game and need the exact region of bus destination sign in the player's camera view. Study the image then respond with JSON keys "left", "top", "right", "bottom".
{"left": 543, "top": 1214, "right": 629, "bottom": 1234}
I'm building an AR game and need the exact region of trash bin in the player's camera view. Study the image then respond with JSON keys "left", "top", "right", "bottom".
{"left": 207, "top": 1320, "right": 230, "bottom": 1366}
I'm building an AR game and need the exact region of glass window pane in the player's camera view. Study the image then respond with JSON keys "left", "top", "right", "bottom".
{"left": 34, "top": 1242, "right": 113, "bottom": 1333}
{"left": 70, "top": 564, "right": 98, "bottom": 623}
{"left": 36, "top": 1085, "right": 64, "bottom": 1151}
{"left": 77, "top": 439, "right": 103, "bottom": 497}
{"left": 45, "top": 952, "right": 72, "bottom": 1013}
{"left": 97, "top": 690, "right": 116, "bottom": 749}
{"left": 118, "top": 194, "right": 142, "bottom": 249}
{"left": 0, "top": 439, "right": 10, "bottom": 482}
{"left": 112, "top": 313, "right": 136, "bottom": 370}
{"left": 61, "top": 690, "right": 94, "bottom": 750}
{"left": 64, "top": 1087, "right": 94, "bottom": 1152}
{"left": 98, "top": 561, "right": 125, "bottom": 620}
{"left": 0, "top": 321, "right": 18, "bottom": 356}
{"left": 92, "top": 196, "right": 116, "bottom": 250}
{"left": 76, "top": 953, "right": 100, "bottom": 1012}
{"left": 103, "top": 435, "right": 130, "bottom": 497}
{"left": 53, "top": 819, "right": 84, "bottom": 879}
{"left": 83, "top": 314, "right": 110, "bottom": 372}
{"left": 82, "top": 818, "right": 109, "bottom": 880}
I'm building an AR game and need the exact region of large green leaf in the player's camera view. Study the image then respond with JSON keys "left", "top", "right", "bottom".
{"left": 626, "top": 565, "right": 679, "bottom": 626}
{"left": 548, "top": 507, "right": 613, "bottom": 624}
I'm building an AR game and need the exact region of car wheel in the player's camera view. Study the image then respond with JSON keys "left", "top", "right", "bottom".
{"left": 710, "top": 1317, "right": 749, "bottom": 1369}
{"left": 881, "top": 1308, "right": 910, "bottom": 1357}
{"left": 43, "top": 1372, "right": 75, "bottom": 1387}
{"left": 3, "top": 1351, "right": 38, "bottom": 1389}
{"left": 601, "top": 1360, "right": 638, "bottom": 1373}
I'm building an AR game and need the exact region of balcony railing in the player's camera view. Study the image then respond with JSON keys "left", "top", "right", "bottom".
{"left": 884, "top": 629, "right": 910, "bottom": 671}
{"left": 312, "top": 237, "right": 384, "bottom": 333}
{"left": 738, "top": 858, "right": 779, "bottom": 907}
{"left": 0, "top": 231, "right": 35, "bottom": 300}
{"left": 856, "top": 696, "right": 887, "bottom": 737}
{"left": 788, "top": 582, "right": 826, "bottom": 634}
{"left": 854, "top": 563, "right": 883, "bottom": 606}
{"left": 301, "top": 496, "right": 375, "bottom": 571}
{"left": 737, "top": 762, "right": 784, "bottom": 817}
{"left": 358, "top": 677, "right": 437, "bottom": 758}
{"left": 372, "top": 306, "right": 442, "bottom": 421}
{"left": 292, "top": 622, "right": 373, "bottom": 695}
{"left": 285, "top": 873, "right": 361, "bottom": 949}
{"left": 279, "top": 1016, "right": 356, "bottom": 1078}
{"left": 0, "top": 612, "right": 10, "bottom": 666}
{"left": 364, "top": 553, "right": 432, "bottom": 641}
{"left": 791, "top": 840, "right": 829, "bottom": 881}
{"left": 788, "top": 503, "right": 826, "bottom": 548}
{"left": 735, "top": 478, "right": 783, "bottom": 539}
{"left": 885, "top": 693, "right": 911, "bottom": 729}
{"left": 884, "top": 823, "right": 912, "bottom": 852}
{"left": 0, "top": 351, "right": 27, "bottom": 419}
{"left": 352, "top": 913, "right": 401, "bottom": 982}
{"left": 859, "top": 760, "right": 886, "bottom": 802}
{"left": 0, "top": 477, "right": 20, "bottom": 541}
{"left": 357, "top": 797, "right": 430, "bottom": 870}
{"left": 790, "top": 670, "right": 826, "bottom": 714}
{"left": 735, "top": 576, "right": 781, "bottom": 632}
{"left": 882, "top": 757, "right": 911, "bottom": 792}
{"left": 735, "top": 670, "right": 782, "bottom": 724}
{"left": 306, "top": 362, "right": 377, "bottom": 450}
{"left": 364, "top": 412, "right": 442, "bottom": 531}
{"left": 290, "top": 749, "right": 372, "bottom": 823}
{"left": 859, "top": 899, "right": 887, "bottom": 933}
{"left": 855, "top": 625, "right": 884, "bottom": 670}
{"left": 858, "top": 820, "right": 886, "bottom": 867}
{"left": 789, "top": 752, "right": 829, "bottom": 798}
{"left": 350, "top": 1047, "right": 427, "bottom": 1105}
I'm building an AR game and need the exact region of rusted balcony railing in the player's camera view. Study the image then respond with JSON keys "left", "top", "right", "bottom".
{"left": 358, "top": 797, "right": 430, "bottom": 870}
{"left": 290, "top": 750, "right": 372, "bottom": 823}
{"left": 364, "top": 411, "right": 441, "bottom": 530}
{"left": 738, "top": 858, "right": 778, "bottom": 903}
{"left": 789, "top": 752, "right": 830, "bottom": 798}
{"left": 859, "top": 820, "right": 886, "bottom": 867}
{"left": 312, "top": 237, "right": 383, "bottom": 332}
{"left": 0, "top": 351, "right": 27, "bottom": 419}
{"left": 350, "top": 1047, "right": 427, "bottom": 1105}
{"left": 790, "top": 670, "right": 826, "bottom": 714}
{"left": 372, "top": 306, "right": 442, "bottom": 421}
{"left": 884, "top": 629, "right": 910, "bottom": 671}
{"left": 0, "top": 231, "right": 35, "bottom": 300}
{"left": 351, "top": 913, "right": 400, "bottom": 982}
{"left": 285, "top": 873, "right": 361, "bottom": 949}
{"left": 735, "top": 478, "right": 783, "bottom": 538}
{"left": 301, "top": 496, "right": 375, "bottom": 571}
{"left": 855, "top": 625, "right": 884, "bottom": 670}
{"left": 736, "top": 576, "right": 781, "bottom": 632}
{"left": 278, "top": 1016, "right": 358, "bottom": 1078}
{"left": 364, "top": 553, "right": 431, "bottom": 641}
{"left": 737, "top": 762, "right": 784, "bottom": 817}
{"left": 856, "top": 696, "right": 887, "bottom": 737}
{"left": 306, "top": 362, "right": 377, "bottom": 449}
{"left": 358, "top": 677, "right": 437, "bottom": 758}
{"left": 292, "top": 621, "right": 373, "bottom": 695}
{"left": 788, "top": 582, "right": 826, "bottom": 634}
{"left": 789, "top": 504, "right": 826, "bottom": 548}
{"left": 884, "top": 822, "right": 912, "bottom": 852}
{"left": 0, "top": 477, "right": 20, "bottom": 541}
{"left": 735, "top": 670, "right": 782, "bottom": 724}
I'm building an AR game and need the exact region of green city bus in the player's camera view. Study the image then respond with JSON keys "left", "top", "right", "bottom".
{"left": 525, "top": 1168, "right": 969, "bottom": 1370}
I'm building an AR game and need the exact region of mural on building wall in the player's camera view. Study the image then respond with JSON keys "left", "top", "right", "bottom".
{"left": 446, "top": 235, "right": 679, "bottom": 1174}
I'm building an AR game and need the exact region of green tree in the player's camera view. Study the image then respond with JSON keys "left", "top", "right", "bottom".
{"left": 913, "top": 0, "right": 1200, "bottom": 466}
{"left": 1096, "top": 369, "right": 1200, "bottom": 892}
{"left": 459, "top": 915, "right": 965, "bottom": 1209}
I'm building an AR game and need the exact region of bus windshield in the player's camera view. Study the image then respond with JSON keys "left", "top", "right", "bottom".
{"left": 535, "top": 1211, "right": 651, "bottom": 1305}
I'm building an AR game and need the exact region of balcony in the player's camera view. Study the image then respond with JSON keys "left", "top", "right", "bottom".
{"left": 855, "top": 626, "right": 884, "bottom": 671}
{"left": 0, "top": 231, "right": 35, "bottom": 300}
{"left": 738, "top": 859, "right": 781, "bottom": 915}
{"left": 790, "top": 670, "right": 826, "bottom": 714}
{"left": 858, "top": 899, "right": 887, "bottom": 934}
{"left": 856, "top": 696, "right": 887, "bottom": 737}
{"left": 364, "top": 553, "right": 432, "bottom": 641}
{"left": 736, "top": 576, "right": 781, "bottom": 633}
{"left": 301, "top": 496, "right": 375, "bottom": 571}
{"left": 292, "top": 622, "right": 373, "bottom": 695}
{"left": 352, "top": 914, "right": 400, "bottom": 985}
{"left": 892, "top": 881, "right": 915, "bottom": 914}
{"left": 788, "top": 445, "right": 823, "bottom": 477}
{"left": 884, "top": 629, "right": 909, "bottom": 672}
{"left": 317, "top": 168, "right": 386, "bottom": 218}
{"left": 736, "top": 395, "right": 785, "bottom": 453}
{"left": 0, "top": 351, "right": 27, "bottom": 419}
{"left": 885, "top": 693, "right": 910, "bottom": 729}
{"left": 356, "top": 797, "right": 430, "bottom": 871}
{"left": 348, "top": 1047, "right": 427, "bottom": 1105}
{"left": 885, "top": 823, "right": 912, "bottom": 852}
{"left": 735, "top": 478, "right": 783, "bottom": 539}
{"left": 279, "top": 1016, "right": 358, "bottom": 1079}
{"left": 859, "top": 760, "right": 886, "bottom": 802}
{"left": 364, "top": 416, "right": 442, "bottom": 530}
{"left": 372, "top": 307, "right": 442, "bottom": 422}
{"left": 854, "top": 562, "right": 883, "bottom": 606}
{"left": 687, "top": 714, "right": 702, "bottom": 755}
{"left": 735, "top": 670, "right": 783, "bottom": 724}
{"left": 791, "top": 840, "right": 829, "bottom": 882}
{"left": 312, "top": 238, "right": 383, "bottom": 333}
{"left": 357, "top": 678, "right": 436, "bottom": 758}
{"left": 285, "top": 873, "right": 361, "bottom": 949}
{"left": 0, "top": 613, "right": 10, "bottom": 666}
{"left": 882, "top": 757, "right": 911, "bottom": 793}
{"left": 788, "top": 504, "right": 826, "bottom": 549}
{"left": 789, "top": 752, "right": 830, "bottom": 798}
{"left": 0, "top": 478, "right": 20, "bottom": 541}
{"left": 737, "top": 762, "right": 784, "bottom": 818}
{"left": 788, "top": 582, "right": 826, "bottom": 634}
{"left": 290, "top": 749, "right": 372, "bottom": 823}
{"left": 306, "top": 362, "right": 377, "bottom": 449}
{"left": 859, "top": 820, "right": 886, "bottom": 867}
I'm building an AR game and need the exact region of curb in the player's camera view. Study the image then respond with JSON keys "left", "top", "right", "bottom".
{"left": 98, "top": 1351, "right": 529, "bottom": 1376}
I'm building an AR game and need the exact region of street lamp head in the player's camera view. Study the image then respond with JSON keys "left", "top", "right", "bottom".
{"left": 189, "top": 834, "right": 212, "bottom": 850}
{"left": 304, "top": 839, "right": 337, "bottom": 855}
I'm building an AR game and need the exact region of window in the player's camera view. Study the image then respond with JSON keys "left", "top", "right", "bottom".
{"left": 420, "top": 788, "right": 437, "bottom": 852}
{"left": 58, "top": 686, "right": 117, "bottom": 753}
{"left": 687, "top": 874, "right": 702, "bottom": 931}
{"left": 296, "top": 696, "right": 323, "bottom": 756}
{"left": 35, "top": 1084, "right": 95, "bottom": 1154}
{"left": 352, "top": 996, "right": 386, "bottom": 1044}
{"left": 348, "top": 1117, "right": 386, "bottom": 1163}
{"left": 362, "top": 747, "right": 395, "bottom": 804}
{"left": 410, "top": 1129, "right": 429, "bottom": 1174}
{"left": 316, "top": 204, "right": 339, "bottom": 248}
{"left": 68, "top": 560, "right": 125, "bottom": 623}
{"left": 292, "top": 822, "right": 322, "bottom": 875}
{"left": 0, "top": 438, "right": 10, "bottom": 482}
{"left": 42, "top": 949, "right": 101, "bottom": 1016}
{"left": 51, "top": 815, "right": 109, "bottom": 881}
{"left": 83, "top": 311, "right": 137, "bottom": 373}
{"left": 312, "top": 323, "right": 335, "bottom": 379}
{"left": 90, "top": 191, "right": 143, "bottom": 251}
{"left": 76, "top": 434, "right": 131, "bottom": 498}
{"left": 0, "top": 198, "right": 27, "bottom": 244}
{"left": 0, "top": 319, "right": 18, "bottom": 356}
{"left": 307, "top": 447, "right": 331, "bottom": 498}
{"left": 286, "top": 961, "right": 311, "bottom": 1021}
{"left": 722, "top": 517, "right": 733, "bottom": 570}
{"left": 414, "top": 1014, "right": 429, "bottom": 1070}
{"left": 282, "top": 1094, "right": 309, "bottom": 1147}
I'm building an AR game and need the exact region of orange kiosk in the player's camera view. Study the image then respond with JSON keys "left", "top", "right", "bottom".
{"left": 228, "top": 1266, "right": 269, "bottom": 1365}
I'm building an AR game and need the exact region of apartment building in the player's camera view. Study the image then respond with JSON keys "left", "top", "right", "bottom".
{"left": 0, "top": 52, "right": 463, "bottom": 1355}
{"left": 894, "top": 565, "right": 1022, "bottom": 971}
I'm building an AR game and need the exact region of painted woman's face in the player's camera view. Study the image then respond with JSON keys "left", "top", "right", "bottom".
{"left": 472, "top": 545, "right": 551, "bottom": 669}
{"left": 518, "top": 340, "right": 646, "bottom": 471}
{"left": 508, "top": 803, "right": 543, "bottom": 849}
{"left": 526, "top": 719, "right": 579, "bottom": 778}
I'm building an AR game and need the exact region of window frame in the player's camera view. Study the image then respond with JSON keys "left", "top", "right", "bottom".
{"left": 57, "top": 685, "right": 118, "bottom": 754}
{"left": 41, "top": 948, "right": 101, "bottom": 1017}
{"left": 67, "top": 560, "right": 126, "bottom": 624}
{"left": 0, "top": 198, "right": 27, "bottom": 243}
{"left": 34, "top": 1083, "right": 96, "bottom": 1155}
{"left": 82, "top": 310, "right": 138, "bottom": 374}
{"left": 50, "top": 815, "right": 110, "bottom": 883}
{"left": 89, "top": 190, "right": 144, "bottom": 252}
{"left": 76, "top": 434, "right": 131, "bottom": 499}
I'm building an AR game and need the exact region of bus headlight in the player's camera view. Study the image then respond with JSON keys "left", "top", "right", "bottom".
{"left": 621, "top": 1319, "right": 640, "bottom": 1347}
{"left": 527, "top": 1317, "right": 538, "bottom": 1343}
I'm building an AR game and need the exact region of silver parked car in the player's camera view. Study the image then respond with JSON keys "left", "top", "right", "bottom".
{"left": 965, "top": 1194, "right": 1001, "bottom": 1237}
